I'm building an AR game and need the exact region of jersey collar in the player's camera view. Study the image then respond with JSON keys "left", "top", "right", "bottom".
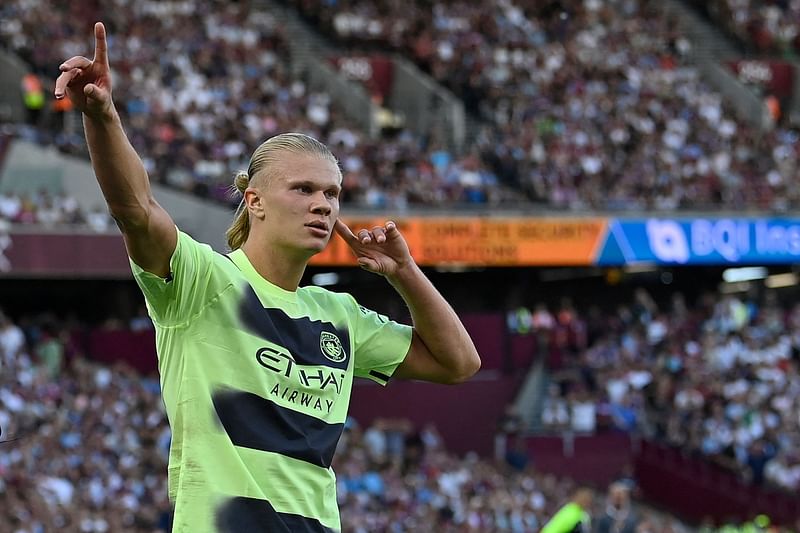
{"left": 227, "top": 248, "right": 299, "bottom": 304}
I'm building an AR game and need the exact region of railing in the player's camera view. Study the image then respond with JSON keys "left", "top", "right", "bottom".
{"left": 0, "top": 49, "right": 27, "bottom": 124}
{"left": 390, "top": 56, "right": 465, "bottom": 152}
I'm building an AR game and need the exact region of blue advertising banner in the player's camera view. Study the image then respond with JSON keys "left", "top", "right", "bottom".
{"left": 597, "top": 218, "right": 800, "bottom": 265}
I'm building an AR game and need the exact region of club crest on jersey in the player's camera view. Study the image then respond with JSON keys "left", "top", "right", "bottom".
{"left": 320, "top": 331, "right": 346, "bottom": 362}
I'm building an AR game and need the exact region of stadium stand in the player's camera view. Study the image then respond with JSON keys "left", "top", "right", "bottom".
{"left": 2, "top": 0, "right": 800, "bottom": 531}
{"left": 0, "top": 0, "right": 524, "bottom": 209}
{"left": 0, "top": 309, "right": 695, "bottom": 532}
{"left": 0, "top": 191, "right": 111, "bottom": 228}
{"left": 0, "top": 0, "right": 798, "bottom": 211}
{"left": 535, "top": 286, "right": 800, "bottom": 494}
{"left": 686, "top": 0, "right": 800, "bottom": 56}
{"left": 285, "top": 0, "right": 800, "bottom": 210}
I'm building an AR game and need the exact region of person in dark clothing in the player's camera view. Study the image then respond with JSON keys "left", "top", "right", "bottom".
{"left": 594, "top": 482, "right": 638, "bottom": 533}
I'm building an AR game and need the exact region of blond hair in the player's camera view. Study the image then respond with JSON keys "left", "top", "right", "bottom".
{"left": 226, "top": 133, "right": 340, "bottom": 250}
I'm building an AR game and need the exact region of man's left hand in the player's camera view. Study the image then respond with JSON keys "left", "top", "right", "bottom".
{"left": 334, "top": 219, "right": 413, "bottom": 276}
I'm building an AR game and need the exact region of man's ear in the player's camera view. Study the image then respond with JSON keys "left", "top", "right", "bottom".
{"left": 244, "top": 187, "right": 266, "bottom": 220}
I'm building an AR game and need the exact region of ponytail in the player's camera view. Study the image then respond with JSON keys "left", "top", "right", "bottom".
{"left": 225, "top": 170, "right": 251, "bottom": 250}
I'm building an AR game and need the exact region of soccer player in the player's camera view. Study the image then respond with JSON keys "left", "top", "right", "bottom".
{"left": 55, "top": 23, "right": 480, "bottom": 532}
{"left": 541, "top": 488, "right": 594, "bottom": 533}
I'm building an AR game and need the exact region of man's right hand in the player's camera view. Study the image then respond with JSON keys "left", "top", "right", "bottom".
{"left": 54, "top": 22, "right": 114, "bottom": 120}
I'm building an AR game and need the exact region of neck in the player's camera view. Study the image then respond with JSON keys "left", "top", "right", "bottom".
{"left": 241, "top": 239, "right": 309, "bottom": 291}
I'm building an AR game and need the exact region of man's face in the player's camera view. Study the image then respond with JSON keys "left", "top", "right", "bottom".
{"left": 255, "top": 152, "right": 342, "bottom": 256}
{"left": 610, "top": 486, "right": 629, "bottom": 509}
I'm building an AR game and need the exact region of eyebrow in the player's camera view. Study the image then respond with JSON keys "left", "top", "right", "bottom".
{"left": 288, "top": 179, "right": 341, "bottom": 192}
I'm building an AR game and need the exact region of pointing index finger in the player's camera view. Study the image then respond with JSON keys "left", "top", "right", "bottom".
{"left": 334, "top": 219, "right": 358, "bottom": 243}
{"left": 93, "top": 22, "right": 108, "bottom": 65}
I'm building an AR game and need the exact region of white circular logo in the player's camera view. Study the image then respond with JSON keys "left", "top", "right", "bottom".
{"left": 320, "top": 331, "right": 346, "bottom": 362}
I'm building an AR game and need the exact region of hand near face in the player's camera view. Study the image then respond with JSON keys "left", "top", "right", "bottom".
{"left": 334, "top": 219, "right": 413, "bottom": 276}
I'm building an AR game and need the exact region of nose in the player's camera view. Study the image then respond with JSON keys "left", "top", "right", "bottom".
{"left": 310, "top": 192, "right": 332, "bottom": 216}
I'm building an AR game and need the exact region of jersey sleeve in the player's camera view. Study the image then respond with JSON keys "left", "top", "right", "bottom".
{"left": 541, "top": 503, "right": 585, "bottom": 533}
{"left": 347, "top": 296, "right": 413, "bottom": 386}
{"left": 129, "top": 228, "right": 231, "bottom": 327}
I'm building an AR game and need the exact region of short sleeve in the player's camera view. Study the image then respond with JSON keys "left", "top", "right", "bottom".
{"left": 129, "top": 228, "right": 231, "bottom": 327}
{"left": 348, "top": 296, "right": 413, "bottom": 385}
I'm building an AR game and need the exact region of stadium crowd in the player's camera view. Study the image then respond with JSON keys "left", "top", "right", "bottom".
{"left": 531, "top": 287, "right": 800, "bottom": 495}
{"left": 1, "top": 0, "right": 520, "bottom": 210}
{"left": 1, "top": 0, "right": 798, "bottom": 212}
{"left": 0, "top": 307, "right": 699, "bottom": 532}
{"left": 692, "top": 0, "right": 800, "bottom": 56}
{"left": 288, "top": 0, "right": 800, "bottom": 210}
{"left": 1, "top": 1, "right": 797, "bottom": 531}
{"left": 0, "top": 190, "right": 112, "bottom": 230}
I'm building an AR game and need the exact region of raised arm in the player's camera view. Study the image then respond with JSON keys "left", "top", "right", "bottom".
{"left": 54, "top": 22, "right": 175, "bottom": 277}
{"left": 335, "top": 220, "right": 481, "bottom": 384}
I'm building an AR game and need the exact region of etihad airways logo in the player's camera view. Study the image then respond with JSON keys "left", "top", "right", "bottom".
{"left": 256, "top": 346, "right": 345, "bottom": 414}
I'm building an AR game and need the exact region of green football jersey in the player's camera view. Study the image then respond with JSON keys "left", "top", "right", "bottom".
{"left": 130, "top": 229, "right": 413, "bottom": 532}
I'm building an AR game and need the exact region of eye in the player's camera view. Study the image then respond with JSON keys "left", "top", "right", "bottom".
{"left": 325, "top": 189, "right": 340, "bottom": 200}
{"left": 296, "top": 185, "right": 312, "bottom": 194}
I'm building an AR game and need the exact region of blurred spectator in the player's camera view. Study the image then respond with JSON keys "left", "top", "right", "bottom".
{"left": 532, "top": 303, "right": 556, "bottom": 332}
{"left": 764, "top": 451, "right": 800, "bottom": 491}
{"left": 35, "top": 321, "right": 63, "bottom": 380}
{"left": 363, "top": 418, "right": 389, "bottom": 463}
{"left": 745, "top": 439, "right": 777, "bottom": 486}
{"left": 0, "top": 191, "right": 23, "bottom": 221}
{"left": 129, "top": 305, "right": 154, "bottom": 332}
{"left": 20, "top": 72, "right": 45, "bottom": 127}
{"left": 507, "top": 303, "right": 533, "bottom": 336}
{"left": 0, "top": 309, "right": 25, "bottom": 366}
{"left": 504, "top": 435, "right": 531, "bottom": 472}
{"left": 86, "top": 204, "right": 113, "bottom": 232}
{"left": 595, "top": 482, "right": 639, "bottom": 533}
{"left": 569, "top": 388, "right": 597, "bottom": 433}
{"left": 495, "top": 403, "right": 523, "bottom": 462}
{"left": 542, "top": 383, "right": 570, "bottom": 431}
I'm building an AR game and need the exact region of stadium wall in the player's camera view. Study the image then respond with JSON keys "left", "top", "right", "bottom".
{"left": 636, "top": 440, "right": 800, "bottom": 526}
{"left": 518, "top": 434, "right": 800, "bottom": 526}
{"left": 349, "top": 373, "right": 522, "bottom": 457}
{"left": 6, "top": 214, "right": 800, "bottom": 279}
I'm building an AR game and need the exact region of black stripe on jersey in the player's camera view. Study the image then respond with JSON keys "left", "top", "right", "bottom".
{"left": 239, "top": 286, "right": 350, "bottom": 370}
{"left": 369, "top": 370, "right": 391, "bottom": 383}
{"left": 216, "top": 496, "right": 334, "bottom": 533}
{"left": 213, "top": 389, "right": 344, "bottom": 469}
